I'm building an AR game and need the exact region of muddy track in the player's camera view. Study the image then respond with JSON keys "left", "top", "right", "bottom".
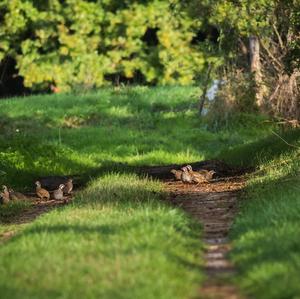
{"left": 142, "top": 160, "right": 248, "bottom": 299}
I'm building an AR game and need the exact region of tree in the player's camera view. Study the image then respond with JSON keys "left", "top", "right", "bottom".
{"left": 0, "top": 0, "right": 205, "bottom": 92}
{"left": 182, "top": 0, "right": 300, "bottom": 119}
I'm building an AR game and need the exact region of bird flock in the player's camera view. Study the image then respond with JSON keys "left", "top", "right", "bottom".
{"left": 0, "top": 178, "right": 73, "bottom": 205}
{"left": 170, "top": 165, "right": 216, "bottom": 184}
{"left": 1, "top": 165, "right": 213, "bottom": 205}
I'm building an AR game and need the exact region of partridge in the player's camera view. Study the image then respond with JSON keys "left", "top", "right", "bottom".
{"left": 170, "top": 169, "right": 183, "bottom": 181}
{"left": 53, "top": 184, "right": 65, "bottom": 200}
{"left": 186, "top": 165, "right": 216, "bottom": 183}
{"left": 9, "top": 188, "right": 27, "bottom": 201}
{"left": 63, "top": 178, "right": 73, "bottom": 195}
{"left": 0, "top": 185, "right": 10, "bottom": 204}
{"left": 198, "top": 169, "right": 216, "bottom": 181}
{"left": 35, "top": 181, "right": 50, "bottom": 200}
{"left": 180, "top": 166, "right": 193, "bottom": 184}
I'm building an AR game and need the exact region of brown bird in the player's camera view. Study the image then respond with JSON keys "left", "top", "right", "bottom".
{"left": 186, "top": 165, "right": 216, "bottom": 183}
{"left": 198, "top": 169, "right": 216, "bottom": 181}
{"left": 180, "top": 166, "right": 193, "bottom": 184}
{"left": 63, "top": 178, "right": 73, "bottom": 195}
{"left": 0, "top": 185, "right": 10, "bottom": 204}
{"left": 8, "top": 188, "right": 27, "bottom": 201}
{"left": 53, "top": 184, "right": 65, "bottom": 200}
{"left": 170, "top": 169, "right": 183, "bottom": 181}
{"left": 35, "top": 181, "right": 50, "bottom": 200}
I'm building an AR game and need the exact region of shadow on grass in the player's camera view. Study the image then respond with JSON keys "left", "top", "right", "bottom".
{"left": 219, "top": 129, "right": 300, "bottom": 167}
{"left": 0, "top": 285, "right": 63, "bottom": 299}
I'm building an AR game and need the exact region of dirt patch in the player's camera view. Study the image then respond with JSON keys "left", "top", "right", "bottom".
{"left": 139, "top": 159, "right": 251, "bottom": 180}
{"left": 5, "top": 199, "right": 67, "bottom": 225}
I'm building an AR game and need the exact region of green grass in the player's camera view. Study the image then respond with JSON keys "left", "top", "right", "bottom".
{"left": 0, "top": 86, "right": 272, "bottom": 190}
{"left": 0, "top": 86, "right": 288, "bottom": 299}
{"left": 228, "top": 129, "right": 300, "bottom": 299}
{"left": 0, "top": 200, "right": 31, "bottom": 223}
{"left": 0, "top": 174, "right": 203, "bottom": 299}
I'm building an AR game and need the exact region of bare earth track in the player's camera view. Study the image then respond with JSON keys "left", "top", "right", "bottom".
{"left": 141, "top": 160, "right": 249, "bottom": 299}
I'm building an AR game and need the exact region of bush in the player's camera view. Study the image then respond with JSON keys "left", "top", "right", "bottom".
{"left": 0, "top": 0, "right": 205, "bottom": 91}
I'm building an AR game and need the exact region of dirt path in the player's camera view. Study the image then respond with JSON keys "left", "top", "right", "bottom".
{"left": 165, "top": 179, "right": 245, "bottom": 299}
{"left": 141, "top": 160, "right": 248, "bottom": 299}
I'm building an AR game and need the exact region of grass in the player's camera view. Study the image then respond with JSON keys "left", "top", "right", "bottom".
{"left": 0, "top": 86, "right": 272, "bottom": 190}
{"left": 0, "top": 174, "right": 203, "bottom": 299}
{"left": 228, "top": 129, "right": 300, "bottom": 299}
{"left": 0, "top": 86, "right": 290, "bottom": 299}
{"left": 0, "top": 200, "right": 31, "bottom": 223}
{"left": 0, "top": 87, "right": 206, "bottom": 299}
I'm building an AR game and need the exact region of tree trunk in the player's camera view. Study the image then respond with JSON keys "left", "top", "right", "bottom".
{"left": 249, "top": 36, "right": 264, "bottom": 107}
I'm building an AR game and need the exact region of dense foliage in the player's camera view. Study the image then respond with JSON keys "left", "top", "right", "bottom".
{"left": 183, "top": 0, "right": 300, "bottom": 119}
{"left": 184, "top": 0, "right": 300, "bottom": 68}
{"left": 0, "top": 0, "right": 207, "bottom": 91}
{"left": 1, "top": 0, "right": 299, "bottom": 120}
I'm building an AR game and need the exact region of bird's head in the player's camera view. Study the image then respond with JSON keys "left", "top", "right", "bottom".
{"left": 186, "top": 165, "right": 193, "bottom": 172}
{"left": 59, "top": 184, "right": 65, "bottom": 189}
{"left": 35, "top": 181, "right": 41, "bottom": 187}
{"left": 209, "top": 170, "right": 216, "bottom": 177}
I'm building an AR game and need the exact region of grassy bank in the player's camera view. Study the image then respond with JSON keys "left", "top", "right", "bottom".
{"left": 229, "top": 129, "right": 300, "bottom": 299}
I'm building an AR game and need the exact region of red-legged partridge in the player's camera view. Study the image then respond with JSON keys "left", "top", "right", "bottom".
{"left": 0, "top": 185, "right": 10, "bottom": 204}
{"left": 53, "top": 184, "right": 65, "bottom": 200}
{"left": 170, "top": 169, "right": 183, "bottom": 181}
{"left": 186, "top": 165, "right": 216, "bottom": 183}
{"left": 9, "top": 188, "right": 27, "bottom": 201}
{"left": 180, "top": 166, "right": 193, "bottom": 184}
{"left": 35, "top": 181, "right": 50, "bottom": 200}
{"left": 63, "top": 178, "right": 73, "bottom": 195}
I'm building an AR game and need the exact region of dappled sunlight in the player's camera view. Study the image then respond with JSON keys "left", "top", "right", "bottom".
{"left": 0, "top": 87, "right": 272, "bottom": 189}
{"left": 126, "top": 149, "right": 204, "bottom": 166}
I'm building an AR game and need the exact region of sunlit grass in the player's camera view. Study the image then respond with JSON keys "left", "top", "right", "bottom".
{"left": 0, "top": 174, "right": 203, "bottom": 299}
{"left": 0, "top": 86, "right": 273, "bottom": 190}
{"left": 229, "top": 132, "right": 300, "bottom": 299}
